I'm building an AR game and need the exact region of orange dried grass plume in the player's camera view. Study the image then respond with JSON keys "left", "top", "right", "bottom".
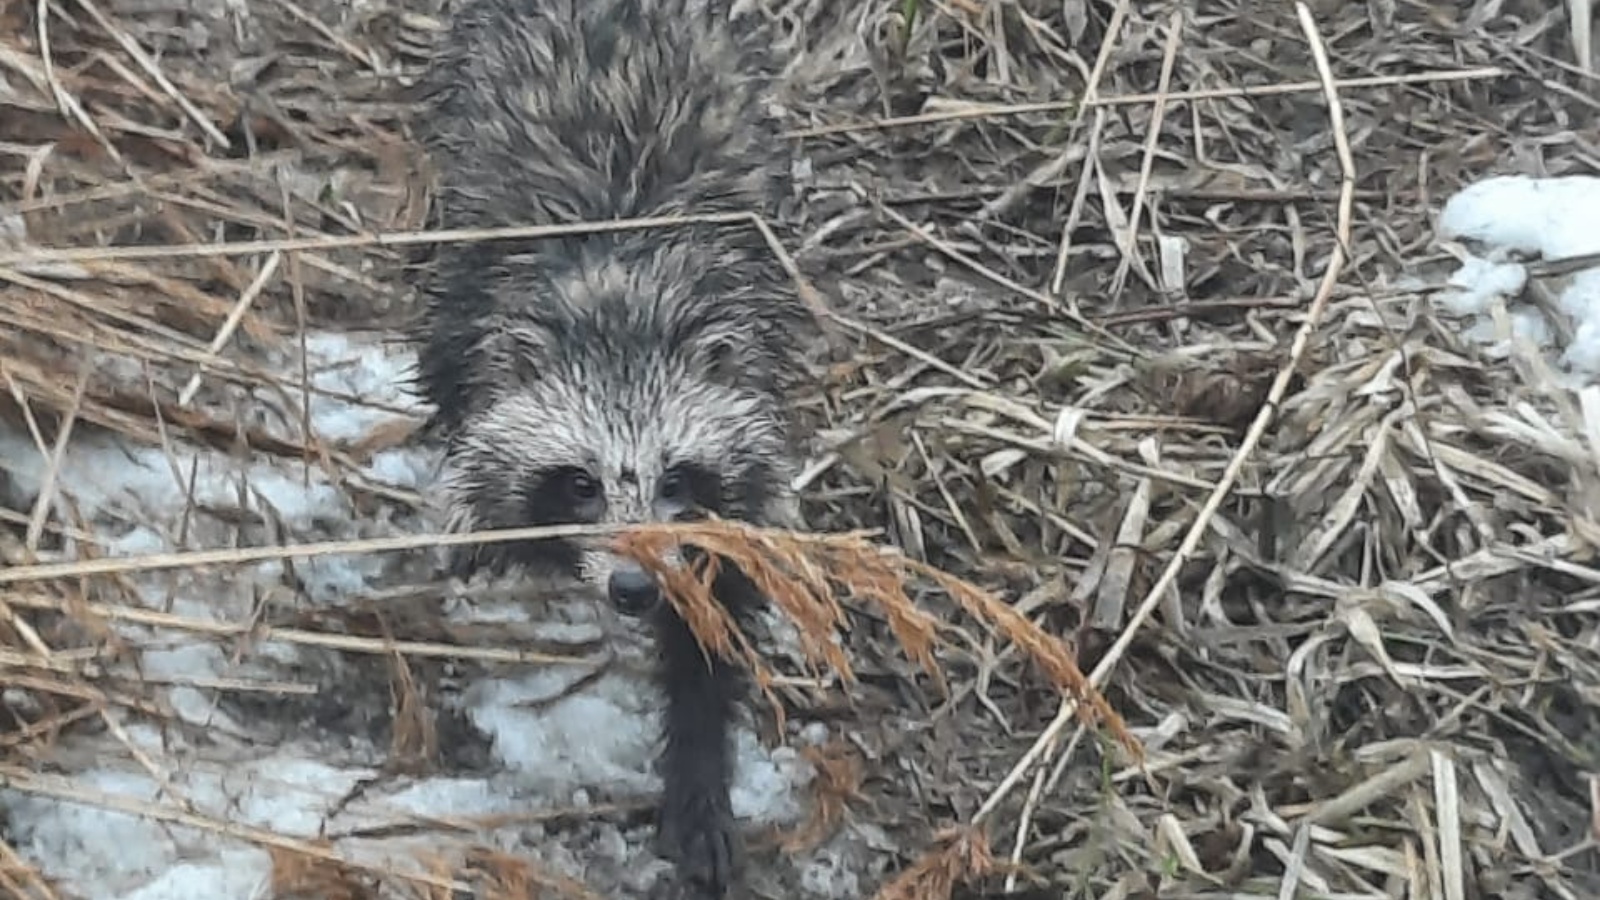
{"left": 775, "top": 739, "right": 868, "bottom": 853}
{"left": 870, "top": 825, "right": 998, "bottom": 900}
{"left": 458, "top": 847, "right": 608, "bottom": 900}
{"left": 611, "top": 519, "right": 1141, "bottom": 762}
{"left": 268, "top": 844, "right": 380, "bottom": 900}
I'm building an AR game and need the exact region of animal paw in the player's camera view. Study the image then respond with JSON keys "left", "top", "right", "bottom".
{"left": 657, "top": 789, "right": 741, "bottom": 897}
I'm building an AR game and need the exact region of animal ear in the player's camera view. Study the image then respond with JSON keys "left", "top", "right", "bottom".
{"left": 689, "top": 329, "right": 748, "bottom": 385}
{"left": 475, "top": 320, "right": 553, "bottom": 389}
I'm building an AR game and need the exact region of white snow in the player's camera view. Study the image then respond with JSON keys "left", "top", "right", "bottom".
{"left": 115, "top": 853, "right": 274, "bottom": 900}
{"left": 266, "top": 330, "right": 429, "bottom": 445}
{"left": 0, "top": 329, "right": 816, "bottom": 900}
{"left": 1437, "top": 256, "right": 1528, "bottom": 317}
{"left": 463, "top": 668, "right": 663, "bottom": 799}
{"left": 1435, "top": 174, "right": 1600, "bottom": 380}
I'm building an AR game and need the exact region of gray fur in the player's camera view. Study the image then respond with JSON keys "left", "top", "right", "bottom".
{"left": 409, "top": 0, "right": 811, "bottom": 561}
{"left": 406, "top": 0, "right": 813, "bottom": 894}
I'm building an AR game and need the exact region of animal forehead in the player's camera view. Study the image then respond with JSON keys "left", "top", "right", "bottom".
{"left": 534, "top": 245, "right": 724, "bottom": 329}
{"left": 488, "top": 369, "right": 756, "bottom": 471}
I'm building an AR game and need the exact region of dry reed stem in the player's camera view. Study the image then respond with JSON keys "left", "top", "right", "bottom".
{"left": 1108, "top": 8, "right": 1183, "bottom": 298}
{"left": 0, "top": 212, "right": 778, "bottom": 265}
{"left": 1, "top": 590, "right": 590, "bottom": 666}
{"left": 323, "top": 799, "right": 649, "bottom": 842}
{"left": 175, "top": 250, "right": 282, "bottom": 406}
{"left": 783, "top": 66, "right": 1507, "bottom": 137}
{"left": 0, "top": 835, "right": 60, "bottom": 900}
{"left": 0, "top": 522, "right": 637, "bottom": 584}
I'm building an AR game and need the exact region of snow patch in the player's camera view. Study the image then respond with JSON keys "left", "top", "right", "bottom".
{"left": 1436, "top": 174, "right": 1600, "bottom": 381}
{"left": 116, "top": 852, "right": 274, "bottom": 900}
{"left": 254, "top": 329, "right": 429, "bottom": 447}
{"left": 463, "top": 668, "right": 662, "bottom": 799}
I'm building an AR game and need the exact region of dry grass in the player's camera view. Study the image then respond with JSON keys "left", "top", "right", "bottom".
{"left": 4, "top": 0, "right": 1600, "bottom": 898}
{"left": 870, "top": 825, "right": 1000, "bottom": 900}
{"left": 615, "top": 519, "right": 1136, "bottom": 754}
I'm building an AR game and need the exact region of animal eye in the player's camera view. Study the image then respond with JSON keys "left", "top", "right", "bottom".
{"left": 566, "top": 470, "right": 601, "bottom": 502}
{"left": 659, "top": 470, "right": 687, "bottom": 503}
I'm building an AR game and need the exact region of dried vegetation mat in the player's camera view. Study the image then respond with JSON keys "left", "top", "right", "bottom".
{"left": 2, "top": 0, "right": 1600, "bottom": 898}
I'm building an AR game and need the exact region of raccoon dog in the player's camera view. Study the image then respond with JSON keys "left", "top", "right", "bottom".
{"left": 409, "top": 0, "right": 811, "bottom": 894}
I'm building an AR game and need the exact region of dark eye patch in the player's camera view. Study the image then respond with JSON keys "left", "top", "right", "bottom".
{"left": 658, "top": 460, "right": 723, "bottom": 518}
{"left": 526, "top": 464, "right": 606, "bottom": 523}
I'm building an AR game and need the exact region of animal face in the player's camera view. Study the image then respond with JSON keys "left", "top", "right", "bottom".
{"left": 443, "top": 347, "right": 786, "bottom": 615}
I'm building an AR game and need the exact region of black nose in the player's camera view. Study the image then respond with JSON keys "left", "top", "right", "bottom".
{"left": 608, "top": 564, "right": 661, "bottom": 616}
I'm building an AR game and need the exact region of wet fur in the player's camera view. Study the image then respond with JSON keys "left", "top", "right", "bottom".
{"left": 407, "top": 0, "right": 810, "bottom": 895}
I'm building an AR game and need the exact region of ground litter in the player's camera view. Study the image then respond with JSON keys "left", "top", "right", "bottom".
{"left": 9, "top": 170, "right": 1600, "bottom": 899}
{"left": 0, "top": 327, "right": 838, "bottom": 899}
{"left": 7, "top": 0, "right": 1600, "bottom": 896}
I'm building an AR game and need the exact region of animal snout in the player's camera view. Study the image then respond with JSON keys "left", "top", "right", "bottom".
{"left": 608, "top": 563, "right": 662, "bottom": 616}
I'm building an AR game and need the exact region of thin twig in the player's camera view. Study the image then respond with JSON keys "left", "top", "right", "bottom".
{"left": 0, "top": 212, "right": 762, "bottom": 266}
{"left": 177, "top": 251, "right": 282, "bottom": 406}
{"left": 784, "top": 66, "right": 1506, "bottom": 137}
